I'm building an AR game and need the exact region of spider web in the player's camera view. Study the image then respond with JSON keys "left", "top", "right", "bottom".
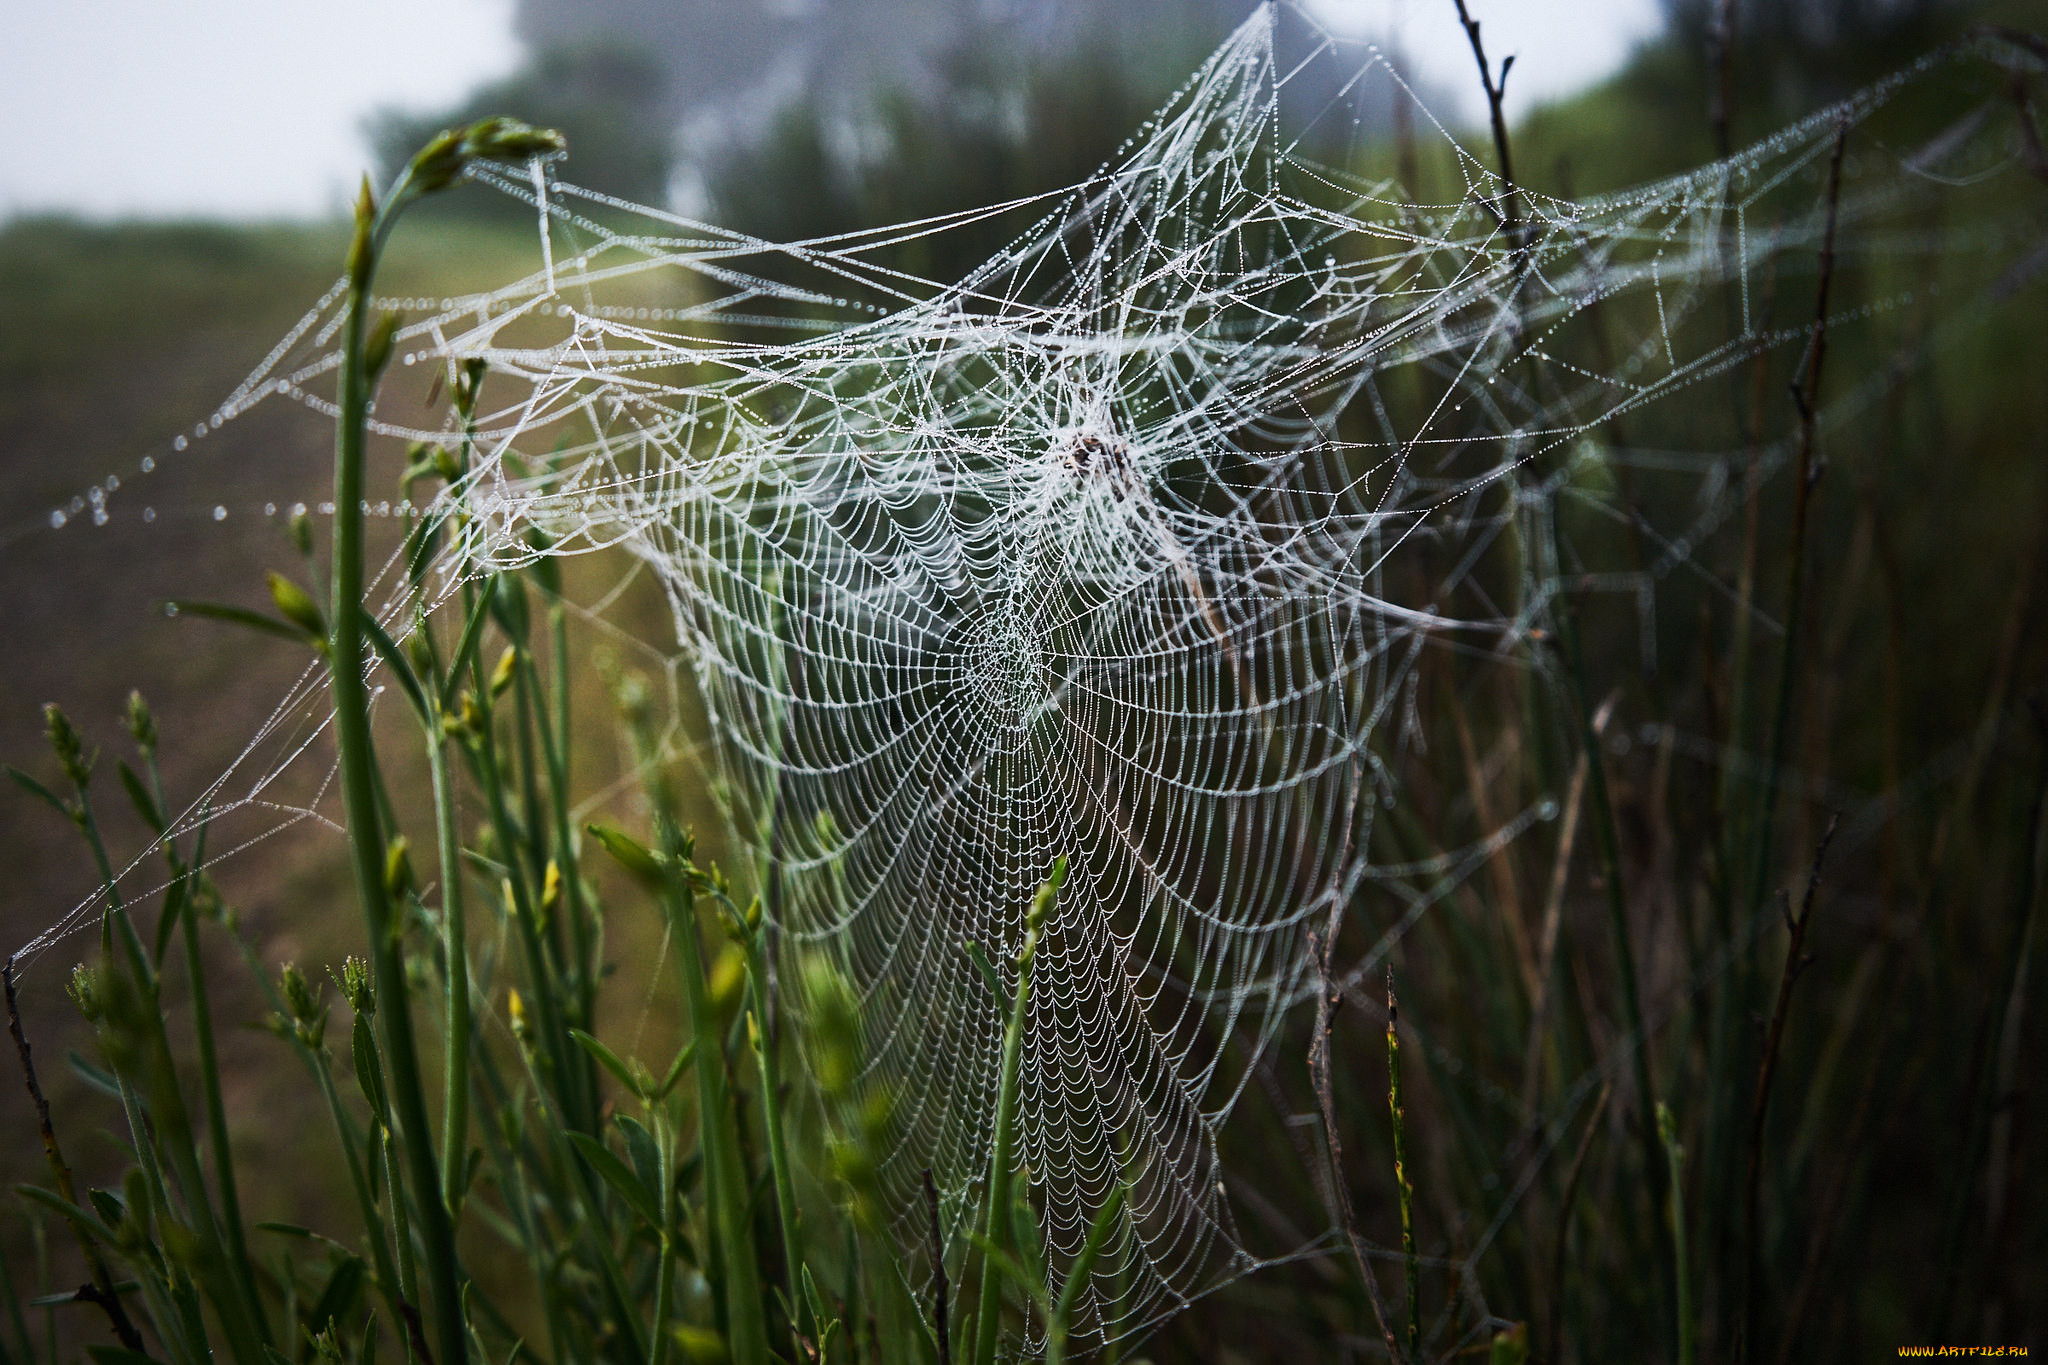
{"left": 14, "top": 1, "right": 2045, "bottom": 1349}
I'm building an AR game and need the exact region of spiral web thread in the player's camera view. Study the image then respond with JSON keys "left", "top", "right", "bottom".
{"left": 16, "top": 1, "right": 2045, "bottom": 1348}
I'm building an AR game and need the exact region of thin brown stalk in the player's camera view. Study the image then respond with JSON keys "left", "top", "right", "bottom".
{"left": 1547, "top": 1081, "right": 1613, "bottom": 1365}
{"left": 1521, "top": 725, "right": 1596, "bottom": 1115}
{"left": 4, "top": 958, "right": 146, "bottom": 1353}
{"left": 1707, "top": 0, "right": 1738, "bottom": 162}
{"left": 1449, "top": 688, "right": 1535, "bottom": 998}
{"left": 1751, "top": 122, "right": 1849, "bottom": 913}
{"left": 1775, "top": 1043, "right": 1930, "bottom": 1362}
{"left": 1308, "top": 915, "right": 1404, "bottom": 1363}
{"left": 1741, "top": 813, "right": 1840, "bottom": 1361}
{"left": 1932, "top": 701, "right": 2048, "bottom": 1338}
{"left": 1451, "top": 0, "right": 1520, "bottom": 256}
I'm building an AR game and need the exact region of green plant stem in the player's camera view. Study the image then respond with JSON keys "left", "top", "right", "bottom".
{"left": 334, "top": 173, "right": 469, "bottom": 1365}
{"left": 1046, "top": 1184, "right": 1126, "bottom": 1365}
{"left": 471, "top": 712, "right": 590, "bottom": 1130}
{"left": 427, "top": 733, "right": 473, "bottom": 1217}
{"left": 526, "top": 619, "right": 593, "bottom": 1026}
{"left": 308, "top": 1039, "right": 429, "bottom": 1361}
{"left": 178, "top": 865, "right": 264, "bottom": 1339}
{"left": 1744, "top": 120, "right": 1848, "bottom": 1006}
{"left": 1659, "top": 1104, "right": 1695, "bottom": 1365}
{"left": 623, "top": 730, "right": 770, "bottom": 1363}
{"left": 147, "top": 770, "right": 258, "bottom": 1332}
{"left": 72, "top": 797, "right": 153, "bottom": 990}
{"left": 649, "top": 1107, "right": 683, "bottom": 1365}
{"left": 74, "top": 789, "right": 271, "bottom": 1364}
{"left": 1549, "top": 543, "right": 1673, "bottom": 1319}
{"left": 971, "top": 969, "right": 1031, "bottom": 1365}
{"left": 737, "top": 923, "right": 806, "bottom": 1353}
{"left": 1387, "top": 974, "right": 1419, "bottom": 1362}
{"left": 972, "top": 863, "right": 1058, "bottom": 1365}
{"left": 668, "top": 877, "right": 768, "bottom": 1364}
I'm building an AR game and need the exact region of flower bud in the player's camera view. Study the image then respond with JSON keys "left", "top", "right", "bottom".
{"left": 42, "top": 702, "right": 94, "bottom": 789}
{"left": 288, "top": 505, "right": 315, "bottom": 557}
{"left": 339, "top": 955, "right": 374, "bottom": 1016}
{"left": 123, "top": 690, "right": 157, "bottom": 755}
{"left": 489, "top": 645, "right": 518, "bottom": 701}
{"left": 267, "top": 571, "right": 326, "bottom": 642}
{"left": 280, "top": 962, "right": 320, "bottom": 1022}
{"left": 67, "top": 964, "right": 104, "bottom": 1022}
{"left": 384, "top": 835, "right": 415, "bottom": 901}
{"left": 364, "top": 310, "right": 404, "bottom": 380}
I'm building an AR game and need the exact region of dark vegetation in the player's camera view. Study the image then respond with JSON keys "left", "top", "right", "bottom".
{"left": 3, "top": 2, "right": 2045, "bottom": 1361}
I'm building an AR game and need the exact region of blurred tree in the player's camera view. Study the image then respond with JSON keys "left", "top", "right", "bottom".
{"left": 1661, "top": 0, "right": 1977, "bottom": 109}
{"left": 704, "top": 38, "right": 1195, "bottom": 282}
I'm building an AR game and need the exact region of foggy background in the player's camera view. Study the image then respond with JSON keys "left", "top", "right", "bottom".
{"left": 5, "top": 0, "right": 1665, "bottom": 221}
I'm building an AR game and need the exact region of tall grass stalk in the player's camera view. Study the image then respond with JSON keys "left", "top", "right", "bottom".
{"left": 1386, "top": 970, "right": 1419, "bottom": 1361}
{"left": 971, "top": 858, "right": 1063, "bottom": 1365}
{"left": 328, "top": 118, "right": 565, "bottom": 1365}
{"left": 1658, "top": 1103, "right": 1694, "bottom": 1365}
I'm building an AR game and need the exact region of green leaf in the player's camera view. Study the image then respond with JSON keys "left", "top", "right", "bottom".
{"left": 488, "top": 571, "right": 530, "bottom": 642}
{"left": 964, "top": 1231, "right": 1048, "bottom": 1309}
{"left": 254, "top": 1221, "right": 316, "bottom": 1239}
{"left": 115, "top": 761, "right": 164, "bottom": 835}
{"left": 265, "top": 571, "right": 326, "bottom": 640}
{"left": 565, "top": 1132, "right": 662, "bottom": 1228}
{"left": 1051, "top": 1183, "right": 1125, "bottom": 1339}
{"left": 404, "top": 513, "right": 444, "bottom": 589}
{"left": 161, "top": 599, "right": 308, "bottom": 646}
{"left": 1010, "top": 1186, "right": 1046, "bottom": 1296}
{"left": 305, "top": 1255, "right": 365, "bottom": 1337}
{"left": 655, "top": 1040, "right": 697, "bottom": 1100}
{"left": 257, "top": 1222, "right": 359, "bottom": 1258}
{"left": 439, "top": 583, "right": 496, "bottom": 711}
{"left": 351, "top": 1014, "right": 389, "bottom": 1123}
{"left": 569, "top": 1028, "right": 643, "bottom": 1100}
{"left": 5, "top": 765, "right": 70, "bottom": 820}
{"left": 456, "top": 1146, "right": 484, "bottom": 1210}
{"left": 616, "top": 1115, "right": 661, "bottom": 1202}
{"left": 14, "top": 1184, "right": 118, "bottom": 1242}
{"left": 363, "top": 612, "right": 429, "bottom": 727}
{"left": 962, "top": 939, "right": 1002, "bottom": 1002}
{"left": 585, "top": 823, "right": 668, "bottom": 891}
{"left": 66, "top": 1051, "right": 122, "bottom": 1100}
{"left": 86, "top": 1188, "right": 126, "bottom": 1228}
{"left": 152, "top": 874, "right": 187, "bottom": 969}
{"left": 800, "top": 1264, "right": 837, "bottom": 1340}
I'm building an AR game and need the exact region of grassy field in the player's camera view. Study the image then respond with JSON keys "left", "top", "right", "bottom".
{"left": 2, "top": 22, "right": 2045, "bottom": 1365}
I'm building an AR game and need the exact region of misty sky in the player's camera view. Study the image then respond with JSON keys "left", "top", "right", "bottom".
{"left": 2, "top": 0, "right": 1659, "bottom": 220}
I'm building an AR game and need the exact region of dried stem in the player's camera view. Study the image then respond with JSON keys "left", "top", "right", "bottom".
{"left": 1452, "top": 0, "right": 1520, "bottom": 256}
{"left": 1747, "top": 120, "right": 1848, "bottom": 931}
{"left": 1547, "top": 1082, "right": 1612, "bottom": 1365}
{"left": 1741, "top": 812, "right": 1840, "bottom": 1359}
{"left": 1307, "top": 920, "right": 1404, "bottom": 1363}
{"left": 4, "top": 958, "right": 146, "bottom": 1353}
{"left": 1707, "top": 0, "right": 1738, "bottom": 162}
